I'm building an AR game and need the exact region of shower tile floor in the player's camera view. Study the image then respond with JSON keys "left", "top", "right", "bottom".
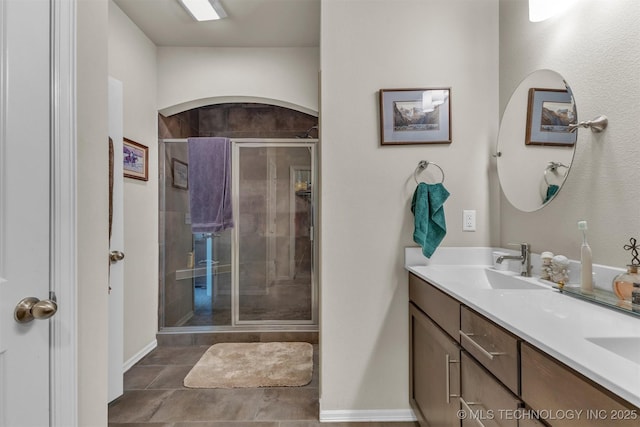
{"left": 108, "top": 344, "right": 417, "bottom": 427}
{"left": 182, "top": 274, "right": 312, "bottom": 327}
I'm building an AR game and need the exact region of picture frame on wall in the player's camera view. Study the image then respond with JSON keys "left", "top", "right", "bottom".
{"left": 171, "top": 158, "right": 189, "bottom": 190}
{"left": 379, "top": 88, "right": 452, "bottom": 145}
{"left": 123, "top": 138, "right": 148, "bottom": 181}
{"left": 525, "top": 88, "right": 577, "bottom": 146}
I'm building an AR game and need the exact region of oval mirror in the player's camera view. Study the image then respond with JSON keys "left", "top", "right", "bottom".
{"left": 497, "top": 69, "right": 577, "bottom": 212}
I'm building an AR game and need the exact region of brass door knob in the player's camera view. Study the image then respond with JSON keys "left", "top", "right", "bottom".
{"left": 110, "top": 250, "right": 125, "bottom": 263}
{"left": 14, "top": 297, "right": 58, "bottom": 324}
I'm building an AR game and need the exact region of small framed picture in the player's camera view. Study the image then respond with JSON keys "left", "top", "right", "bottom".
{"left": 171, "top": 158, "right": 188, "bottom": 190}
{"left": 526, "top": 88, "right": 577, "bottom": 146}
{"left": 123, "top": 138, "right": 148, "bottom": 181}
{"left": 379, "top": 88, "right": 452, "bottom": 145}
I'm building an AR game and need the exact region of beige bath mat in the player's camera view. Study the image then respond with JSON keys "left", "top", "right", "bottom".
{"left": 183, "top": 342, "right": 313, "bottom": 388}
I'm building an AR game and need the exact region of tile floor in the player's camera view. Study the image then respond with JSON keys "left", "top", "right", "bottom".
{"left": 109, "top": 344, "right": 417, "bottom": 427}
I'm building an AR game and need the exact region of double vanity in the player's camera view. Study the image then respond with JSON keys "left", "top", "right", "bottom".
{"left": 406, "top": 247, "right": 640, "bottom": 427}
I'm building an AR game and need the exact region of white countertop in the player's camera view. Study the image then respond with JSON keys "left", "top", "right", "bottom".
{"left": 405, "top": 247, "right": 640, "bottom": 408}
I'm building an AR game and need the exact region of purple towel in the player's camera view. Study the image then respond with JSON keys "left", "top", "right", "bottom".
{"left": 187, "top": 137, "right": 234, "bottom": 232}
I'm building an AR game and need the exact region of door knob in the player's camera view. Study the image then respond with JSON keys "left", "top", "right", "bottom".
{"left": 110, "top": 250, "right": 125, "bottom": 263}
{"left": 14, "top": 297, "right": 58, "bottom": 324}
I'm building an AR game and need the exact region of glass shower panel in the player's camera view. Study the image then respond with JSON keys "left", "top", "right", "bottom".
{"left": 235, "top": 145, "right": 314, "bottom": 323}
{"left": 189, "top": 230, "right": 232, "bottom": 326}
{"left": 159, "top": 140, "right": 232, "bottom": 328}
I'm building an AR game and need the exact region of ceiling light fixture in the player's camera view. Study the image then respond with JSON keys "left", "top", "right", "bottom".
{"left": 179, "top": 0, "right": 227, "bottom": 21}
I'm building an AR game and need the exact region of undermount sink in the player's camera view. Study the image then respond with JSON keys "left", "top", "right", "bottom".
{"left": 484, "top": 268, "right": 547, "bottom": 290}
{"left": 586, "top": 337, "right": 640, "bottom": 365}
{"left": 412, "top": 265, "right": 548, "bottom": 290}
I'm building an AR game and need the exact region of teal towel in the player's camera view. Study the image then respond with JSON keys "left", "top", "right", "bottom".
{"left": 411, "top": 182, "right": 449, "bottom": 258}
{"left": 544, "top": 184, "right": 559, "bottom": 203}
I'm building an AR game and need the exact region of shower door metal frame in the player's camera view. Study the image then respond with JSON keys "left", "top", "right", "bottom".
{"left": 158, "top": 138, "right": 318, "bottom": 332}
{"left": 231, "top": 139, "right": 318, "bottom": 327}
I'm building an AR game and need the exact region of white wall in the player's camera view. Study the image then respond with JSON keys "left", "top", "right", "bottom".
{"left": 77, "top": 0, "right": 109, "bottom": 424}
{"left": 320, "top": 0, "right": 498, "bottom": 416}
{"left": 157, "top": 47, "right": 319, "bottom": 115}
{"left": 108, "top": 1, "right": 159, "bottom": 363}
{"left": 499, "top": 0, "right": 640, "bottom": 266}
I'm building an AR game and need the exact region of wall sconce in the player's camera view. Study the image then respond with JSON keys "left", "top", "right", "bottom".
{"left": 529, "top": 0, "right": 577, "bottom": 22}
{"left": 179, "top": 0, "right": 227, "bottom": 21}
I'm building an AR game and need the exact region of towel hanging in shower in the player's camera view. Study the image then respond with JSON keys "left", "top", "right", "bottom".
{"left": 188, "top": 137, "right": 234, "bottom": 233}
{"left": 411, "top": 182, "right": 449, "bottom": 258}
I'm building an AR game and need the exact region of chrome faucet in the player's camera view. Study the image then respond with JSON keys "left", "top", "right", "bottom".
{"left": 496, "top": 243, "right": 532, "bottom": 277}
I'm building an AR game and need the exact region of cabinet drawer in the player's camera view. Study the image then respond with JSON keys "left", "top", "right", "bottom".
{"left": 521, "top": 343, "right": 639, "bottom": 427}
{"left": 409, "top": 272, "right": 460, "bottom": 341}
{"left": 460, "top": 306, "right": 519, "bottom": 394}
{"left": 460, "top": 352, "right": 520, "bottom": 427}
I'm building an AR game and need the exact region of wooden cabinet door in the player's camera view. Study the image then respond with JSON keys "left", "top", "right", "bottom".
{"left": 460, "top": 352, "right": 520, "bottom": 427}
{"left": 521, "top": 343, "right": 639, "bottom": 427}
{"left": 410, "top": 303, "right": 461, "bottom": 427}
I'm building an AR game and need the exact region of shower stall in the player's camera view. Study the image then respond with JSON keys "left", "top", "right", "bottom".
{"left": 159, "top": 138, "right": 318, "bottom": 332}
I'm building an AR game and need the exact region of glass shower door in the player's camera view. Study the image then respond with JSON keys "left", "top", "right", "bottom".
{"left": 233, "top": 142, "right": 316, "bottom": 325}
{"left": 159, "top": 139, "right": 234, "bottom": 329}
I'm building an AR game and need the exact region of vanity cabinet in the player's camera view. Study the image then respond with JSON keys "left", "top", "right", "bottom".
{"left": 521, "top": 343, "right": 639, "bottom": 427}
{"left": 409, "top": 272, "right": 640, "bottom": 427}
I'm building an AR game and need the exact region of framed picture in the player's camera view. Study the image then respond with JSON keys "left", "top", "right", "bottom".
{"left": 123, "top": 138, "right": 148, "bottom": 181}
{"left": 171, "top": 158, "right": 189, "bottom": 190}
{"left": 526, "top": 88, "right": 577, "bottom": 146}
{"left": 379, "top": 88, "right": 451, "bottom": 145}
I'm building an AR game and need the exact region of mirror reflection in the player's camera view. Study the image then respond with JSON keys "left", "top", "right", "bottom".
{"left": 497, "top": 69, "right": 577, "bottom": 212}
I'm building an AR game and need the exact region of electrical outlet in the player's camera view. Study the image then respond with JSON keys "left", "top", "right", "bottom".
{"left": 463, "top": 210, "right": 476, "bottom": 231}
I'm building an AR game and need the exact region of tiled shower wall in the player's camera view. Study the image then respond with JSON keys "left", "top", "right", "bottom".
{"left": 158, "top": 103, "right": 318, "bottom": 328}
{"left": 159, "top": 103, "right": 318, "bottom": 140}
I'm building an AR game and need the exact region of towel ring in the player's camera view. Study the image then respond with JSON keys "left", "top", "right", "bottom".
{"left": 543, "top": 161, "right": 568, "bottom": 186}
{"left": 414, "top": 160, "right": 445, "bottom": 184}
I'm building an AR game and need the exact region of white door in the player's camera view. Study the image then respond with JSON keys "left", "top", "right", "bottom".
{"left": 0, "top": 0, "right": 67, "bottom": 425}
{"left": 108, "top": 77, "right": 125, "bottom": 402}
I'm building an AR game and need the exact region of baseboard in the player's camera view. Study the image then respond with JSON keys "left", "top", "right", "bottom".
{"left": 123, "top": 339, "right": 158, "bottom": 373}
{"left": 319, "top": 409, "right": 417, "bottom": 423}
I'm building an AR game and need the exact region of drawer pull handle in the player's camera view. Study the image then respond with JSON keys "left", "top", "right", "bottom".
{"left": 445, "top": 353, "right": 460, "bottom": 403}
{"left": 459, "top": 330, "right": 506, "bottom": 361}
{"left": 460, "top": 397, "right": 488, "bottom": 427}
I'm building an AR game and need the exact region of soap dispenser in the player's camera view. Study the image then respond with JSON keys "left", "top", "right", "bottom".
{"left": 578, "top": 221, "right": 593, "bottom": 295}
{"left": 612, "top": 238, "right": 640, "bottom": 301}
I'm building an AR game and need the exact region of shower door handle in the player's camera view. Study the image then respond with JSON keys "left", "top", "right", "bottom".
{"left": 110, "top": 250, "right": 125, "bottom": 263}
